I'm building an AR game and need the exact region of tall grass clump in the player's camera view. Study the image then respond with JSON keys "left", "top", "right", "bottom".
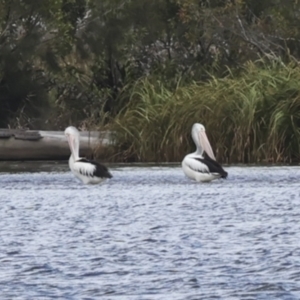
{"left": 105, "top": 59, "right": 300, "bottom": 163}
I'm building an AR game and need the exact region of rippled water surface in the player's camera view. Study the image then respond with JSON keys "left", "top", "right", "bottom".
{"left": 1, "top": 163, "right": 300, "bottom": 299}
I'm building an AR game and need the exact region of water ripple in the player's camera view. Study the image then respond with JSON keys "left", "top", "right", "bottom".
{"left": 0, "top": 165, "right": 300, "bottom": 299}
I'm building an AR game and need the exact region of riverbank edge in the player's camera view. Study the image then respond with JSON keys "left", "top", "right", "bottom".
{"left": 1, "top": 129, "right": 300, "bottom": 165}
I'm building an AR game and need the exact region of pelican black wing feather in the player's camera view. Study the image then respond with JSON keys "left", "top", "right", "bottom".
{"left": 193, "top": 156, "right": 228, "bottom": 178}
{"left": 77, "top": 158, "right": 112, "bottom": 178}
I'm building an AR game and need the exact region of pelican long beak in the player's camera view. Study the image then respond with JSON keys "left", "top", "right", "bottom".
{"left": 67, "top": 135, "right": 76, "bottom": 159}
{"left": 199, "top": 131, "right": 216, "bottom": 160}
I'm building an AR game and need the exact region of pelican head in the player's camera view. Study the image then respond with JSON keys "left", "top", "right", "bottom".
{"left": 65, "top": 126, "right": 80, "bottom": 160}
{"left": 191, "top": 123, "right": 216, "bottom": 160}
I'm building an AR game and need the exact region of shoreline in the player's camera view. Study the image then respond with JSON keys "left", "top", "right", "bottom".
{"left": 0, "top": 160, "right": 298, "bottom": 169}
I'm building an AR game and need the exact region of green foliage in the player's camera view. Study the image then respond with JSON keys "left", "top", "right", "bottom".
{"left": 108, "top": 60, "right": 300, "bottom": 163}
{"left": 1, "top": 0, "right": 300, "bottom": 164}
{"left": 0, "top": 0, "right": 88, "bottom": 128}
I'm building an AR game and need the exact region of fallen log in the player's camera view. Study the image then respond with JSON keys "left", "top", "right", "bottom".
{"left": 0, "top": 129, "right": 111, "bottom": 160}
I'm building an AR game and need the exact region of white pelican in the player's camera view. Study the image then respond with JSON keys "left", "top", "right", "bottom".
{"left": 64, "top": 126, "right": 112, "bottom": 184}
{"left": 182, "top": 123, "right": 227, "bottom": 182}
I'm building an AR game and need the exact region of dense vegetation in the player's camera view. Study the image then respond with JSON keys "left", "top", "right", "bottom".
{"left": 1, "top": 0, "right": 300, "bottom": 163}
{"left": 111, "top": 60, "right": 300, "bottom": 163}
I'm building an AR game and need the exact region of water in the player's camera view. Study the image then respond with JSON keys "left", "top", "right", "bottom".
{"left": 0, "top": 163, "right": 300, "bottom": 299}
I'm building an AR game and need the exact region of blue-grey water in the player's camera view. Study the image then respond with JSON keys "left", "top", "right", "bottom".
{"left": 1, "top": 163, "right": 300, "bottom": 299}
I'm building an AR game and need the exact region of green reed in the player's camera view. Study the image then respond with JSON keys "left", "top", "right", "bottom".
{"left": 102, "top": 59, "right": 300, "bottom": 163}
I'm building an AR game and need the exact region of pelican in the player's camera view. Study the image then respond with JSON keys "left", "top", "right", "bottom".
{"left": 182, "top": 123, "right": 227, "bottom": 182}
{"left": 64, "top": 126, "right": 112, "bottom": 184}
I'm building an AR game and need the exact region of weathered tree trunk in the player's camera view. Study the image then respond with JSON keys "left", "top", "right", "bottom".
{"left": 0, "top": 129, "right": 111, "bottom": 160}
